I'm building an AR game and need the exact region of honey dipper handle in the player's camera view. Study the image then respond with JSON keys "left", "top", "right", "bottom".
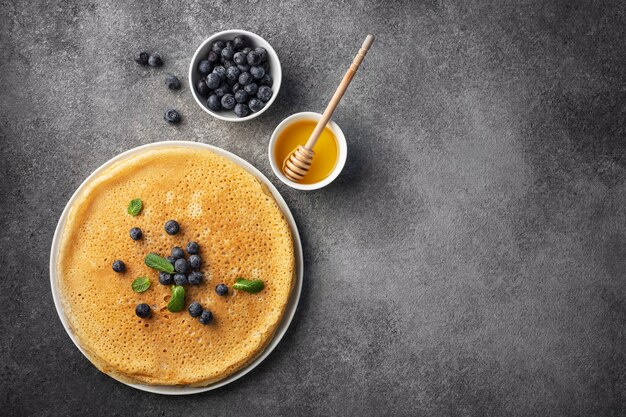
{"left": 304, "top": 34, "right": 375, "bottom": 150}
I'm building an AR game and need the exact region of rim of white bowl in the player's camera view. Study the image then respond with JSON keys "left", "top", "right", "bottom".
{"left": 268, "top": 112, "right": 348, "bottom": 190}
{"left": 189, "top": 30, "right": 282, "bottom": 122}
{"left": 49, "top": 141, "right": 303, "bottom": 395}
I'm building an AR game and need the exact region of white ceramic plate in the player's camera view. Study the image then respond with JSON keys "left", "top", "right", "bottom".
{"left": 49, "top": 141, "right": 303, "bottom": 395}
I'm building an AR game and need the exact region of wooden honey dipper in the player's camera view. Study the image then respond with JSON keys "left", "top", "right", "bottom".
{"left": 283, "top": 34, "right": 375, "bottom": 182}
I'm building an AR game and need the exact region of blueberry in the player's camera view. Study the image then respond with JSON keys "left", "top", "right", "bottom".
{"left": 214, "top": 83, "right": 230, "bottom": 97}
{"left": 244, "top": 82, "right": 258, "bottom": 96}
{"left": 129, "top": 227, "right": 142, "bottom": 240}
{"left": 257, "top": 85, "right": 273, "bottom": 102}
{"left": 174, "top": 258, "right": 189, "bottom": 273}
{"left": 246, "top": 51, "right": 261, "bottom": 66}
{"left": 148, "top": 53, "right": 163, "bottom": 67}
{"left": 250, "top": 65, "right": 265, "bottom": 80}
{"left": 213, "top": 65, "right": 226, "bottom": 81}
{"left": 112, "top": 260, "right": 126, "bottom": 273}
{"left": 135, "top": 303, "right": 152, "bottom": 318}
{"left": 186, "top": 241, "right": 199, "bottom": 254}
{"left": 233, "top": 36, "right": 247, "bottom": 49}
{"left": 226, "top": 77, "right": 237, "bottom": 86}
{"left": 207, "top": 50, "right": 220, "bottom": 63}
{"left": 188, "top": 271, "right": 204, "bottom": 285}
{"left": 171, "top": 246, "right": 184, "bottom": 259}
{"left": 165, "top": 75, "right": 181, "bottom": 90}
{"left": 188, "top": 302, "right": 203, "bottom": 317}
{"left": 221, "top": 94, "right": 235, "bottom": 110}
{"left": 189, "top": 254, "right": 202, "bottom": 269}
{"left": 159, "top": 271, "right": 174, "bottom": 285}
{"left": 222, "top": 59, "right": 235, "bottom": 69}
{"left": 234, "top": 103, "right": 250, "bottom": 118}
{"left": 207, "top": 95, "right": 221, "bottom": 111}
{"left": 134, "top": 52, "right": 149, "bottom": 66}
{"left": 237, "top": 64, "right": 250, "bottom": 73}
{"left": 198, "top": 60, "right": 212, "bottom": 76}
{"left": 260, "top": 61, "right": 270, "bottom": 73}
{"left": 233, "top": 51, "right": 247, "bottom": 65}
{"left": 206, "top": 72, "right": 221, "bottom": 89}
{"left": 212, "top": 40, "right": 225, "bottom": 54}
{"left": 238, "top": 71, "right": 253, "bottom": 86}
{"left": 232, "top": 83, "right": 242, "bottom": 93}
{"left": 164, "top": 220, "right": 180, "bottom": 235}
{"left": 255, "top": 47, "right": 268, "bottom": 62}
{"left": 226, "top": 40, "right": 235, "bottom": 48}
{"left": 164, "top": 109, "right": 181, "bottom": 124}
{"left": 242, "top": 47, "right": 252, "bottom": 54}
{"left": 166, "top": 256, "right": 176, "bottom": 265}
{"left": 234, "top": 89, "right": 249, "bottom": 103}
{"left": 199, "top": 310, "right": 213, "bottom": 325}
{"left": 221, "top": 46, "right": 235, "bottom": 61}
{"left": 226, "top": 66, "right": 240, "bottom": 81}
{"left": 248, "top": 98, "right": 265, "bottom": 113}
{"left": 215, "top": 283, "right": 228, "bottom": 296}
{"left": 196, "top": 79, "right": 210, "bottom": 96}
{"left": 259, "top": 74, "right": 273, "bottom": 87}
{"left": 174, "top": 273, "right": 188, "bottom": 285}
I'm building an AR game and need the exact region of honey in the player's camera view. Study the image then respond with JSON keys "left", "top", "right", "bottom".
{"left": 274, "top": 120, "right": 339, "bottom": 184}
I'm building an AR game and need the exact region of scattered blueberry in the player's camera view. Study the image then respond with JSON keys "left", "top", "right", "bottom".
{"left": 207, "top": 94, "right": 221, "bottom": 111}
{"left": 250, "top": 65, "right": 265, "bottom": 80}
{"left": 189, "top": 254, "right": 202, "bottom": 269}
{"left": 244, "top": 82, "right": 258, "bottom": 96}
{"left": 248, "top": 98, "right": 264, "bottom": 113}
{"left": 188, "top": 302, "right": 203, "bottom": 317}
{"left": 246, "top": 51, "right": 261, "bottom": 66}
{"left": 112, "top": 260, "right": 126, "bottom": 273}
{"left": 174, "top": 258, "right": 189, "bottom": 273}
{"left": 234, "top": 89, "right": 248, "bottom": 103}
{"left": 259, "top": 74, "right": 273, "bottom": 87}
{"left": 171, "top": 246, "right": 184, "bottom": 259}
{"left": 221, "top": 94, "right": 235, "bottom": 110}
{"left": 207, "top": 50, "right": 220, "bottom": 63}
{"left": 164, "top": 220, "right": 180, "bottom": 235}
{"left": 234, "top": 103, "right": 250, "bottom": 118}
{"left": 226, "top": 66, "right": 241, "bottom": 81}
{"left": 215, "top": 284, "right": 228, "bottom": 296}
{"left": 197, "top": 79, "right": 210, "bottom": 96}
{"left": 148, "top": 53, "right": 163, "bottom": 67}
{"left": 233, "top": 36, "right": 247, "bottom": 49}
{"left": 206, "top": 72, "right": 221, "bottom": 89}
{"left": 129, "top": 227, "right": 142, "bottom": 240}
{"left": 165, "top": 75, "right": 181, "bottom": 90}
{"left": 199, "top": 310, "right": 213, "bottom": 325}
{"left": 221, "top": 46, "right": 235, "bottom": 61}
{"left": 212, "top": 40, "right": 225, "bottom": 54}
{"left": 188, "top": 271, "right": 204, "bottom": 285}
{"left": 135, "top": 303, "right": 152, "bottom": 318}
{"left": 174, "top": 273, "right": 188, "bottom": 286}
{"left": 134, "top": 52, "right": 149, "bottom": 66}
{"left": 186, "top": 241, "right": 199, "bottom": 254}
{"left": 238, "top": 71, "right": 253, "bottom": 86}
{"left": 257, "top": 85, "right": 273, "bottom": 102}
{"left": 164, "top": 109, "right": 181, "bottom": 124}
{"left": 213, "top": 65, "right": 226, "bottom": 81}
{"left": 198, "top": 60, "right": 212, "bottom": 76}
{"left": 159, "top": 271, "right": 174, "bottom": 285}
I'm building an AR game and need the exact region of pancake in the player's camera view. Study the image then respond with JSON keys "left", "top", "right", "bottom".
{"left": 57, "top": 146, "right": 295, "bottom": 386}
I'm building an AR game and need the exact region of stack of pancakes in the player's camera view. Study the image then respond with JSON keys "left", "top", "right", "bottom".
{"left": 58, "top": 147, "right": 295, "bottom": 386}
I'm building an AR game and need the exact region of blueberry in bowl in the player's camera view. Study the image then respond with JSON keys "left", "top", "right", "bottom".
{"left": 189, "top": 30, "right": 281, "bottom": 122}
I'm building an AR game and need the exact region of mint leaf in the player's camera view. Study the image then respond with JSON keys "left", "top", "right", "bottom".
{"left": 233, "top": 278, "right": 265, "bottom": 294}
{"left": 131, "top": 276, "right": 150, "bottom": 293}
{"left": 167, "top": 285, "right": 185, "bottom": 312}
{"left": 127, "top": 198, "right": 143, "bottom": 216}
{"left": 144, "top": 252, "right": 174, "bottom": 274}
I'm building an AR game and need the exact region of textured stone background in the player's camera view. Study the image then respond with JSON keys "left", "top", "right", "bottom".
{"left": 1, "top": 0, "right": 625, "bottom": 416}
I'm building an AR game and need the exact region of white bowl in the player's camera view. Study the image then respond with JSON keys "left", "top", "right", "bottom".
{"left": 189, "top": 30, "right": 282, "bottom": 122}
{"left": 268, "top": 112, "right": 348, "bottom": 190}
{"left": 49, "top": 141, "right": 303, "bottom": 395}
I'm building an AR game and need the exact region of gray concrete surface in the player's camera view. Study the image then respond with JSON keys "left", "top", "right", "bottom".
{"left": 1, "top": 0, "right": 625, "bottom": 415}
